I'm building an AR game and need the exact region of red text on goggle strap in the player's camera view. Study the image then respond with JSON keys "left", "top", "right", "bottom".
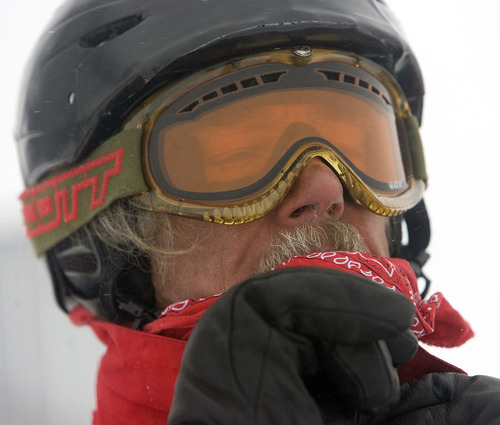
{"left": 21, "top": 148, "right": 124, "bottom": 238}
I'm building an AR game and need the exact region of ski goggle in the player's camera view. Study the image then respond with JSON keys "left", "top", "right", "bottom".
{"left": 21, "top": 49, "right": 427, "bottom": 254}
{"left": 126, "top": 49, "right": 426, "bottom": 223}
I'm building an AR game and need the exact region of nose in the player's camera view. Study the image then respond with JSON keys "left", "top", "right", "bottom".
{"left": 274, "top": 158, "right": 344, "bottom": 228}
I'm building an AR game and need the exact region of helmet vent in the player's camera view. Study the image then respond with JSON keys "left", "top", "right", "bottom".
{"left": 55, "top": 244, "right": 100, "bottom": 277}
{"left": 317, "top": 69, "right": 392, "bottom": 106}
{"left": 79, "top": 15, "right": 144, "bottom": 48}
{"left": 178, "top": 71, "right": 287, "bottom": 115}
{"left": 58, "top": 252, "right": 98, "bottom": 275}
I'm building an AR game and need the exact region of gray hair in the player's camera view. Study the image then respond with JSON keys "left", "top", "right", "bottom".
{"left": 88, "top": 199, "right": 178, "bottom": 265}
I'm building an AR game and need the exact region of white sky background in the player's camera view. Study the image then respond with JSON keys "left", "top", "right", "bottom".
{"left": 1, "top": 1, "right": 500, "bottom": 423}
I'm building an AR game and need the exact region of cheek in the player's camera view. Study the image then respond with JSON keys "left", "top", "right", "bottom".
{"left": 339, "top": 203, "right": 390, "bottom": 257}
{"left": 153, "top": 218, "right": 275, "bottom": 304}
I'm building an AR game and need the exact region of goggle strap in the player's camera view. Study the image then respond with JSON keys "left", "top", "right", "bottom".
{"left": 20, "top": 129, "right": 148, "bottom": 256}
{"left": 405, "top": 113, "right": 428, "bottom": 183}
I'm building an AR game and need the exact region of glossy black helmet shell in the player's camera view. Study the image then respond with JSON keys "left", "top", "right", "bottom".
{"left": 16, "top": 0, "right": 424, "bottom": 187}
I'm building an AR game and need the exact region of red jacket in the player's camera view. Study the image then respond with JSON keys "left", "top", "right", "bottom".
{"left": 70, "top": 252, "right": 472, "bottom": 424}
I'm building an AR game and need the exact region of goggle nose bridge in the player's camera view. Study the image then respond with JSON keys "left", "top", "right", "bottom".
{"left": 285, "top": 146, "right": 365, "bottom": 208}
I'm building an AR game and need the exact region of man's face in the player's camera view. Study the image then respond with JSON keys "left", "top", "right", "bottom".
{"left": 151, "top": 158, "right": 390, "bottom": 308}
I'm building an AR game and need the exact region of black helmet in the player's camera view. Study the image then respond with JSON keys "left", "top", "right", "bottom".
{"left": 16, "top": 0, "right": 430, "bottom": 323}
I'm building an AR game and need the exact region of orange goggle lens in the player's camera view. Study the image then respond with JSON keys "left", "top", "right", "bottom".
{"left": 156, "top": 88, "right": 405, "bottom": 198}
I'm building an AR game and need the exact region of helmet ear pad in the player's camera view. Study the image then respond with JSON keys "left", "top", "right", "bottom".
{"left": 46, "top": 225, "right": 156, "bottom": 324}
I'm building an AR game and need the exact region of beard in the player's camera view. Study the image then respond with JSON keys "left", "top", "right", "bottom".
{"left": 254, "top": 219, "right": 365, "bottom": 274}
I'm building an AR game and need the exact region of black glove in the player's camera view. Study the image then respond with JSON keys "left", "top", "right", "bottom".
{"left": 168, "top": 267, "right": 418, "bottom": 425}
{"left": 369, "top": 373, "right": 500, "bottom": 425}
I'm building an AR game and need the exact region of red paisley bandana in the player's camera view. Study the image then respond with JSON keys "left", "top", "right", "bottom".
{"left": 272, "top": 251, "right": 474, "bottom": 348}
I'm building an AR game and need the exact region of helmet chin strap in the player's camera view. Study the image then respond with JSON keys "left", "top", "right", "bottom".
{"left": 389, "top": 199, "right": 431, "bottom": 298}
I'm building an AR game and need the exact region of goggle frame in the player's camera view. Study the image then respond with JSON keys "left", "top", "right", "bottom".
{"left": 125, "top": 48, "right": 426, "bottom": 223}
